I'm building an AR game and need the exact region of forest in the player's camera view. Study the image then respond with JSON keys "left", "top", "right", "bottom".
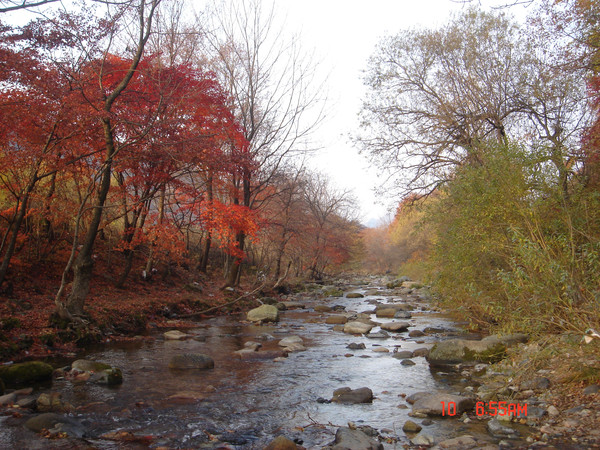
{"left": 0, "top": 0, "right": 361, "bottom": 358}
{"left": 358, "top": 0, "right": 600, "bottom": 336}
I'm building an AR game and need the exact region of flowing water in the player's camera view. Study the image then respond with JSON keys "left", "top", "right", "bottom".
{"left": 1, "top": 279, "right": 530, "bottom": 448}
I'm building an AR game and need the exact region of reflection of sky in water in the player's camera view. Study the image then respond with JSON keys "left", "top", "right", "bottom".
{"left": 4, "top": 285, "right": 513, "bottom": 448}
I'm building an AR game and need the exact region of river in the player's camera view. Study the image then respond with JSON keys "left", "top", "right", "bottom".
{"left": 0, "top": 276, "right": 532, "bottom": 448}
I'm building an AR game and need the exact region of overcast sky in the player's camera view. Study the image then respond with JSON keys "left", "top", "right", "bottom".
{"left": 277, "top": 0, "right": 530, "bottom": 226}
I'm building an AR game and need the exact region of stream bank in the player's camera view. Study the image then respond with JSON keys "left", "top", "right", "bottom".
{"left": 0, "top": 274, "right": 599, "bottom": 449}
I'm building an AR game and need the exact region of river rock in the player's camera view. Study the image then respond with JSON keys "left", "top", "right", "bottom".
{"left": 325, "top": 315, "right": 348, "bottom": 325}
{"left": 413, "top": 348, "right": 429, "bottom": 357}
{"left": 0, "top": 392, "right": 16, "bottom": 405}
{"left": 71, "top": 360, "right": 111, "bottom": 372}
{"left": 583, "top": 384, "right": 600, "bottom": 395}
{"left": 380, "top": 322, "right": 409, "bottom": 332}
{"left": 375, "top": 308, "right": 398, "bottom": 318}
{"left": 265, "top": 435, "right": 301, "bottom": 450}
{"left": 315, "top": 305, "right": 333, "bottom": 313}
{"left": 347, "top": 342, "right": 366, "bottom": 350}
{"left": 437, "top": 435, "right": 478, "bottom": 449}
{"left": 410, "top": 434, "right": 434, "bottom": 446}
{"left": 392, "top": 351, "right": 413, "bottom": 359}
{"left": 373, "top": 347, "right": 389, "bottom": 353}
{"left": 402, "top": 420, "right": 422, "bottom": 433}
{"left": 323, "top": 287, "right": 344, "bottom": 297}
{"left": 364, "top": 289, "right": 380, "bottom": 296}
{"left": 408, "top": 330, "right": 425, "bottom": 337}
{"left": 346, "top": 292, "right": 364, "bottom": 298}
{"left": 332, "top": 387, "right": 373, "bottom": 404}
{"left": 394, "top": 310, "right": 412, "bottom": 319}
{"left": 344, "top": 321, "right": 374, "bottom": 334}
{"left": 36, "top": 392, "right": 72, "bottom": 412}
{"left": 93, "top": 367, "right": 123, "bottom": 385}
{"left": 247, "top": 304, "right": 279, "bottom": 322}
{"left": 520, "top": 376, "right": 550, "bottom": 391}
{"left": 411, "top": 393, "right": 475, "bottom": 416}
{"left": 244, "top": 341, "right": 262, "bottom": 351}
{"left": 278, "top": 336, "right": 303, "bottom": 347}
{"left": 0, "top": 361, "right": 53, "bottom": 384}
{"left": 366, "top": 331, "right": 389, "bottom": 339}
{"left": 282, "top": 301, "right": 305, "bottom": 310}
{"left": 169, "top": 354, "right": 214, "bottom": 369}
{"left": 332, "top": 427, "right": 383, "bottom": 450}
{"left": 426, "top": 339, "right": 506, "bottom": 366}
{"left": 25, "top": 413, "right": 85, "bottom": 438}
{"left": 237, "top": 350, "right": 288, "bottom": 360}
{"left": 487, "top": 418, "right": 518, "bottom": 437}
{"left": 401, "top": 359, "right": 416, "bottom": 366}
{"left": 164, "top": 330, "right": 189, "bottom": 340}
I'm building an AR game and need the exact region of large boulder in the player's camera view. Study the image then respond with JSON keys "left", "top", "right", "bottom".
{"left": 332, "top": 427, "right": 383, "bottom": 450}
{"left": 169, "top": 354, "right": 214, "bottom": 370}
{"left": 247, "top": 304, "right": 279, "bottom": 323}
{"left": 331, "top": 387, "right": 373, "bottom": 404}
{"left": 343, "top": 322, "right": 374, "bottom": 335}
{"left": 426, "top": 339, "right": 507, "bottom": 366}
{"left": 0, "top": 361, "right": 53, "bottom": 384}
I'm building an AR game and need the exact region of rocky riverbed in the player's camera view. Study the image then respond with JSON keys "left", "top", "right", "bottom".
{"left": 0, "top": 275, "right": 599, "bottom": 449}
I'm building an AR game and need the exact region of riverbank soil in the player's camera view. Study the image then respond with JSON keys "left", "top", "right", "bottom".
{"left": 0, "top": 265, "right": 262, "bottom": 363}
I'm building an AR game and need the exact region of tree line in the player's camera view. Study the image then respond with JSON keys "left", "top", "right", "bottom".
{"left": 357, "top": 1, "right": 600, "bottom": 334}
{"left": 0, "top": 0, "right": 360, "bottom": 324}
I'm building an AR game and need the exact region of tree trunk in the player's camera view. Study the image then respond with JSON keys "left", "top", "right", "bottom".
{"left": 56, "top": 118, "right": 115, "bottom": 319}
{"left": 199, "top": 173, "right": 213, "bottom": 273}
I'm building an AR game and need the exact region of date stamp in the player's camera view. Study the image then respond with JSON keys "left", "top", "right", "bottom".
{"left": 440, "top": 401, "right": 527, "bottom": 417}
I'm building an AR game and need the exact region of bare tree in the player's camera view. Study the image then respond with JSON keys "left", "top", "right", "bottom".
{"left": 201, "top": 0, "right": 326, "bottom": 286}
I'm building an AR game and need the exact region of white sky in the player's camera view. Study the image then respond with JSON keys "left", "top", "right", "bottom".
{"left": 277, "top": 0, "right": 530, "bottom": 226}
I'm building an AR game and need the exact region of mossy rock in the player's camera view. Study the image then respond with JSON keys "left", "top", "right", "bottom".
{"left": 0, "top": 361, "right": 53, "bottom": 384}
{"left": 345, "top": 292, "right": 364, "bottom": 299}
{"left": 323, "top": 288, "right": 343, "bottom": 297}
{"left": 427, "top": 339, "right": 507, "bottom": 366}
{"left": 71, "top": 360, "right": 111, "bottom": 372}
{"left": 96, "top": 368, "right": 123, "bottom": 386}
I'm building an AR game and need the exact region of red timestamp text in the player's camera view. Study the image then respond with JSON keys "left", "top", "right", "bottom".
{"left": 440, "top": 401, "right": 527, "bottom": 417}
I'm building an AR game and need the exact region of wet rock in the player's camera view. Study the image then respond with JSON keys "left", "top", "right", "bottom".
{"left": 406, "top": 392, "right": 429, "bottom": 404}
{"left": 244, "top": 341, "right": 262, "bottom": 351}
{"left": 364, "top": 290, "right": 380, "bottom": 296}
{"left": 402, "top": 420, "right": 422, "bottom": 433}
{"left": 237, "top": 350, "right": 288, "bottom": 361}
{"left": 326, "top": 315, "right": 348, "bottom": 325}
{"left": 401, "top": 359, "right": 416, "bottom": 366}
{"left": 421, "top": 419, "right": 433, "bottom": 426}
{"left": 0, "top": 392, "right": 16, "bottom": 405}
{"left": 437, "top": 435, "right": 478, "bottom": 449}
{"left": 583, "top": 384, "right": 600, "bottom": 395}
{"left": 332, "top": 427, "right": 383, "bottom": 450}
{"left": 410, "top": 434, "right": 434, "bottom": 446}
{"left": 265, "top": 435, "right": 301, "bottom": 450}
{"left": 344, "top": 322, "right": 374, "bottom": 335}
{"left": 366, "top": 331, "right": 389, "bottom": 339}
{"left": 347, "top": 342, "right": 366, "bottom": 350}
{"left": 331, "top": 305, "right": 346, "bottom": 312}
{"left": 323, "top": 287, "right": 344, "bottom": 297}
{"left": 282, "top": 302, "right": 305, "bottom": 310}
{"left": 163, "top": 330, "right": 189, "bottom": 340}
{"left": 426, "top": 339, "right": 506, "bottom": 366}
{"left": 247, "top": 304, "right": 279, "bottom": 323}
{"left": 36, "top": 392, "right": 72, "bottom": 412}
{"left": 278, "top": 335, "right": 303, "bottom": 347}
{"left": 380, "top": 322, "right": 409, "bottom": 332}
{"left": 520, "top": 376, "right": 550, "bottom": 391}
{"left": 169, "top": 353, "right": 214, "bottom": 370}
{"left": 373, "top": 347, "right": 389, "bottom": 353}
{"left": 275, "top": 302, "right": 287, "bottom": 311}
{"left": 71, "top": 360, "right": 111, "bottom": 372}
{"left": 282, "top": 342, "right": 306, "bottom": 352}
{"left": 394, "top": 311, "right": 412, "bottom": 319}
{"left": 375, "top": 308, "right": 398, "bottom": 318}
{"left": 93, "top": 367, "right": 123, "bottom": 385}
{"left": 314, "top": 305, "right": 333, "bottom": 313}
{"left": 25, "top": 413, "right": 85, "bottom": 438}
{"left": 16, "top": 396, "right": 37, "bottom": 409}
{"left": 412, "top": 347, "right": 429, "bottom": 357}
{"left": 411, "top": 393, "right": 475, "bottom": 416}
{"left": 393, "top": 351, "right": 413, "bottom": 359}
{"left": 332, "top": 387, "right": 373, "bottom": 404}
{"left": 487, "top": 418, "right": 518, "bottom": 438}
{"left": 408, "top": 330, "right": 425, "bottom": 338}
{"left": 0, "top": 361, "right": 53, "bottom": 384}
{"left": 346, "top": 292, "right": 364, "bottom": 298}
